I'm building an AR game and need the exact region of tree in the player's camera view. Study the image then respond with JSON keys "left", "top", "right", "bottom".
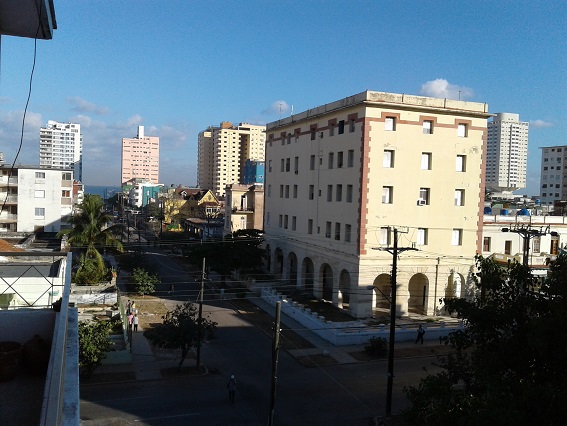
{"left": 403, "top": 254, "right": 567, "bottom": 425}
{"left": 130, "top": 267, "right": 160, "bottom": 296}
{"left": 78, "top": 319, "right": 113, "bottom": 378}
{"left": 144, "top": 301, "right": 217, "bottom": 369}
{"left": 58, "top": 194, "right": 123, "bottom": 283}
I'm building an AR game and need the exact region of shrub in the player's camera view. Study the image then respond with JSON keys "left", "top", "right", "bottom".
{"left": 130, "top": 267, "right": 160, "bottom": 296}
{"left": 364, "top": 337, "right": 388, "bottom": 358}
{"left": 78, "top": 319, "right": 113, "bottom": 378}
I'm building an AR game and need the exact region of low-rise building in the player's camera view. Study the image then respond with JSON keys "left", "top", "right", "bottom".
{"left": 224, "top": 184, "right": 264, "bottom": 234}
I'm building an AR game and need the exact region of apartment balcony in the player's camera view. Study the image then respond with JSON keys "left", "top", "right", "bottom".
{"left": 231, "top": 206, "right": 255, "bottom": 213}
{"left": 0, "top": 194, "right": 17, "bottom": 204}
{"left": 0, "top": 213, "right": 17, "bottom": 223}
{"left": 0, "top": 176, "right": 18, "bottom": 187}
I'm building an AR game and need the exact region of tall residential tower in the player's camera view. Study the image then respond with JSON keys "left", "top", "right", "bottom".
{"left": 39, "top": 120, "right": 83, "bottom": 181}
{"left": 539, "top": 145, "right": 567, "bottom": 206}
{"left": 121, "top": 126, "right": 160, "bottom": 184}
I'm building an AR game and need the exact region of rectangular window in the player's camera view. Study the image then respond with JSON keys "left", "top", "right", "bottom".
{"left": 380, "top": 227, "right": 391, "bottom": 245}
{"left": 268, "top": 160, "right": 272, "bottom": 172}
{"left": 455, "top": 189, "right": 465, "bottom": 206}
{"left": 383, "top": 150, "right": 394, "bottom": 168}
{"left": 347, "top": 150, "right": 354, "bottom": 167}
{"left": 349, "top": 119, "right": 355, "bottom": 133}
{"left": 337, "top": 151, "right": 343, "bottom": 168}
{"left": 382, "top": 186, "right": 393, "bottom": 204}
{"left": 335, "top": 222, "right": 341, "bottom": 240}
{"left": 309, "top": 185, "right": 314, "bottom": 200}
{"left": 279, "top": 185, "right": 284, "bottom": 198}
{"left": 338, "top": 120, "right": 345, "bottom": 134}
{"left": 483, "top": 237, "right": 491, "bottom": 252}
{"left": 327, "top": 185, "right": 333, "bottom": 202}
{"left": 456, "top": 155, "right": 466, "bottom": 172}
{"left": 62, "top": 190, "right": 71, "bottom": 197}
{"left": 417, "top": 228, "right": 428, "bottom": 245}
{"left": 34, "top": 190, "right": 45, "bottom": 198}
{"left": 421, "top": 153, "right": 432, "bottom": 170}
{"left": 285, "top": 185, "right": 290, "bottom": 198}
{"left": 280, "top": 159, "right": 285, "bottom": 172}
{"left": 311, "top": 129, "right": 316, "bottom": 140}
{"left": 287, "top": 134, "right": 291, "bottom": 144}
{"left": 533, "top": 237, "right": 540, "bottom": 253}
{"left": 35, "top": 172, "right": 46, "bottom": 179}
{"left": 457, "top": 123, "right": 467, "bottom": 138}
{"left": 285, "top": 158, "right": 290, "bottom": 172}
{"left": 310, "top": 155, "right": 315, "bottom": 170}
{"left": 452, "top": 229, "right": 463, "bottom": 246}
{"left": 504, "top": 240, "right": 512, "bottom": 255}
{"left": 328, "top": 152, "right": 334, "bottom": 169}
{"left": 308, "top": 219, "right": 313, "bottom": 234}
{"left": 346, "top": 185, "right": 353, "bottom": 202}
{"left": 423, "top": 120, "right": 433, "bottom": 134}
{"left": 385, "top": 117, "right": 396, "bottom": 131}
{"left": 294, "top": 157, "right": 299, "bottom": 173}
{"left": 325, "top": 221, "right": 332, "bottom": 238}
{"left": 268, "top": 185, "right": 272, "bottom": 197}
{"left": 62, "top": 172, "right": 72, "bottom": 180}
{"left": 329, "top": 125, "right": 335, "bottom": 137}
{"left": 293, "top": 185, "right": 298, "bottom": 198}
{"left": 345, "top": 224, "right": 352, "bottom": 242}
{"left": 336, "top": 184, "right": 342, "bottom": 201}
{"left": 419, "top": 188, "right": 430, "bottom": 205}
{"left": 35, "top": 207, "right": 45, "bottom": 218}
{"left": 292, "top": 216, "right": 296, "bottom": 231}
{"left": 284, "top": 215, "right": 288, "bottom": 229}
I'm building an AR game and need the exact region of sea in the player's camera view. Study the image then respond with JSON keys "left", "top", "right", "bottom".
{"left": 84, "top": 185, "right": 122, "bottom": 200}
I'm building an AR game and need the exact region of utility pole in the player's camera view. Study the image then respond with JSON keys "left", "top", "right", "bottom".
{"left": 196, "top": 257, "right": 205, "bottom": 372}
{"left": 374, "top": 227, "right": 417, "bottom": 418}
{"left": 268, "top": 301, "right": 281, "bottom": 426}
{"left": 502, "top": 224, "right": 558, "bottom": 266}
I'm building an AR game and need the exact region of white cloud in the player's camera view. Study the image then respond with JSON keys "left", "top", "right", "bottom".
{"left": 419, "top": 79, "right": 474, "bottom": 100}
{"left": 67, "top": 96, "right": 109, "bottom": 115}
{"left": 262, "top": 100, "right": 291, "bottom": 116}
{"left": 529, "top": 119, "right": 553, "bottom": 128}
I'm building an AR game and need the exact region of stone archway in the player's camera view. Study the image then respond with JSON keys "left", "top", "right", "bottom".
{"left": 445, "top": 272, "right": 463, "bottom": 299}
{"left": 372, "top": 274, "right": 391, "bottom": 309}
{"left": 408, "top": 273, "right": 428, "bottom": 315}
{"left": 274, "top": 248, "right": 284, "bottom": 276}
{"left": 320, "top": 263, "right": 334, "bottom": 301}
{"left": 287, "top": 252, "right": 298, "bottom": 287}
{"left": 301, "top": 257, "right": 314, "bottom": 296}
{"left": 338, "top": 269, "right": 351, "bottom": 309}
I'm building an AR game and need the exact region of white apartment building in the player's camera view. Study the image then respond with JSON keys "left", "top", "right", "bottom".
{"left": 539, "top": 145, "right": 567, "bottom": 206}
{"left": 0, "top": 165, "right": 73, "bottom": 233}
{"left": 485, "top": 113, "right": 528, "bottom": 195}
{"left": 121, "top": 126, "right": 160, "bottom": 184}
{"left": 264, "top": 90, "right": 491, "bottom": 318}
{"left": 197, "top": 122, "right": 265, "bottom": 197}
{"left": 39, "top": 120, "right": 83, "bottom": 182}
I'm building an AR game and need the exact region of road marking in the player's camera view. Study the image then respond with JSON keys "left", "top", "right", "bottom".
{"left": 134, "top": 413, "right": 200, "bottom": 421}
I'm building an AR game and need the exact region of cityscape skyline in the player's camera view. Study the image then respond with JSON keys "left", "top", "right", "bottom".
{"left": 0, "top": 1, "right": 564, "bottom": 195}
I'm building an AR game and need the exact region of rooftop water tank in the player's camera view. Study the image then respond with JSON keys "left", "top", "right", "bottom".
{"left": 501, "top": 209, "right": 509, "bottom": 215}
{"left": 484, "top": 206, "right": 492, "bottom": 214}
{"left": 518, "top": 208, "right": 530, "bottom": 216}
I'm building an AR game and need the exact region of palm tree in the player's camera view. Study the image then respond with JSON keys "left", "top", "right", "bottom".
{"left": 58, "top": 194, "right": 123, "bottom": 282}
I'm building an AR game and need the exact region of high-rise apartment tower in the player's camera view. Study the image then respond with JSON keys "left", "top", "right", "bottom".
{"left": 121, "top": 126, "right": 159, "bottom": 185}
{"left": 39, "top": 120, "right": 83, "bottom": 182}
{"left": 539, "top": 145, "right": 567, "bottom": 206}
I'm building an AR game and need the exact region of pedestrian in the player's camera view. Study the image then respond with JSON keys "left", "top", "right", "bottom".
{"left": 126, "top": 299, "right": 131, "bottom": 315}
{"left": 131, "top": 301, "right": 136, "bottom": 314}
{"left": 128, "top": 312, "right": 134, "bottom": 329}
{"left": 133, "top": 313, "right": 139, "bottom": 332}
{"left": 169, "top": 283, "right": 175, "bottom": 295}
{"left": 227, "top": 374, "right": 237, "bottom": 404}
{"left": 415, "top": 324, "right": 425, "bottom": 344}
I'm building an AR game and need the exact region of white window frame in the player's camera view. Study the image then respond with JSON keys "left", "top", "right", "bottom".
{"left": 421, "top": 153, "right": 432, "bottom": 170}
{"left": 417, "top": 228, "right": 428, "bottom": 245}
{"left": 457, "top": 123, "right": 467, "bottom": 138}
{"left": 456, "top": 155, "right": 466, "bottom": 172}
{"left": 383, "top": 150, "right": 394, "bottom": 168}
{"left": 382, "top": 186, "right": 393, "bottom": 204}
{"left": 452, "top": 229, "right": 463, "bottom": 246}
{"left": 455, "top": 189, "right": 465, "bottom": 206}
{"left": 35, "top": 207, "right": 45, "bottom": 218}
{"left": 385, "top": 117, "right": 396, "bottom": 131}
{"left": 380, "top": 227, "right": 391, "bottom": 245}
{"left": 422, "top": 120, "right": 432, "bottom": 134}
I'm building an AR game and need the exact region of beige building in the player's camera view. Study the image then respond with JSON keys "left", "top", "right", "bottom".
{"left": 121, "top": 126, "right": 159, "bottom": 184}
{"left": 264, "top": 90, "right": 491, "bottom": 318}
{"left": 224, "top": 184, "right": 264, "bottom": 234}
{"left": 197, "top": 122, "right": 265, "bottom": 197}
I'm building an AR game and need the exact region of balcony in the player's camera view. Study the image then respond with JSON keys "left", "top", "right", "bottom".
{"left": 0, "top": 176, "right": 18, "bottom": 187}
{"left": 0, "top": 213, "right": 17, "bottom": 223}
{"left": 0, "top": 194, "right": 17, "bottom": 204}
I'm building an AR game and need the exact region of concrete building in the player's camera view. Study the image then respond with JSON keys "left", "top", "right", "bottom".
{"left": 485, "top": 113, "right": 528, "bottom": 196}
{"left": 243, "top": 159, "right": 265, "bottom": 185}
{"left": 197, "top": 122, "right": 265, "bottom": 197}
{"left": 264, "top": 90, "right": 491, "bottom": 318}
{"left": 39, "top": 120, "right": 83, "bottom": 182}
{"left": 539, "top": 145, "right": 567, "bottom": 206}
{"left": 224, "top": 184, "right": 264, "bottom": 234}
{"left": 128, "top": 181, "right": 164, "bottom": 208}
{"left": 0, "top": 165, "right": 73, "bottom": 233}
{"left": 121, "top": 126, "right": 159, "bottom": 185}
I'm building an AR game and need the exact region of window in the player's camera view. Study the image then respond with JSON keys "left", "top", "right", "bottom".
{"left": 337, "top": 151, "right": 343, "bottom": 168}
{"left": 349, "top": 119, "right": 355, "bottom": 133}
{"left": 62, "top": 172, "right": 71, "bottom": 180}
{"left": 456, "top": 155, "right": 466, "bottom": 172}
{"left": 308, "top": 219, "right": 313, "bottom": 234}
{"left": 292, "top": 216, "right": 296, "bottom": 231}
{"left": 454, "top": 189, "right": 465, "bottom": 206}
{"left": 327, "top": 185, "right": 333, "bottom": 202}
{"left": 338, "top": 120, "right": 345, "bottom": 134}
{"left": 382, "top": 186, "right": 393, "bottom": 204}
{"left": 533, "top": 237, "right": 540, "bottom": 253}
{"left": 268, "top": 160, "right": 272, "bottom": 172}
{"left": 309, "top": 185, "right": 314, "bottom": 200}
{"left": 287, "top": 134, "right": 291, "bottom": 144}
{"left": 419, "top": 188, "right": 430, "bottom": 205}
{"left": 280, "top": 159, "right": 285, "bottom": 172}
{"left": 385, "top": 117, "right": 396, "bottom": 131}
{"left": 293, "top": 185, "right": 298, "bottom": 198}
{"left": 417, "top": 228, "right": 428, "bottom": 245}
{"left": 347, "top": 150, "right": 354, "bottom": 167}
{"left": 329, "top": 124, "right": 335, "bottom": 137}
{"left": 285, "top": 185, "right": 290, "bottom": 198}
{"left": 62, "top": 190, "right": 71, "bottom": 197}
{"left": 383, "top": 150, "right": 394, "bottom": 168}
{"left": 345, "top": 224, "right": 352, "bottom": 242}
{"left": 310, "top": 155, "right": 316, "bottom": 170}
{"left": 452, "top": 229, "right": 463, "bottom": 246}
{"left": 457, "top": 123, "right": 467, "bottom": 137}
{"left": 380, "top": 227, "right": 391, "bottom": 245}
{"left": 35, "top": 207, "right": 45, "bottom": 218}
{"left": 284, "top": 215, "right": 288, "bottom": 229}
{"left": 266, "top": 212, "right": 270, "bottom": 226}
{"left": 483, "top": 237, "right": 491, "bottom": 252}
{"left": 268, "top": 185, "right": 272, "bottom": 197}
{"left": 34, "top": 190, "right": 45, "bottom": 198}
{"left": 294, "top": 157, "right": 299, "bottom": 173}
{"left": 335, "top": 223, "right": 341, "bottom": 240}
{"left": 285, "top": 158, "right": 290, "bottom": 172}
{"left": 328, "top": 152, "right": 334, "bottom": 169}
{"left": 346, "top": 185, "right": 353, "bottom": 202}
{"left": 336, "top": 184, "right": 342, "bottom": 201}
{"left": 311, "top": 129, "right": 316, "bottom": 140}
{"left": 504, "top": 240, "right": 512, "bottom": 255}
{"left": 279, "top": 185, "right": 284, "bottom": 198}
{"left": 325, "top": 221, "right": 332, "bottom": 238}
{"left": 35, "top": 172, "right": 46, "bottom": 179}
{"left": 423, "top": 120, "right": 433, "bottom": 134}
{"left": 421, "top": 153, "right": 432, "bottom": 170}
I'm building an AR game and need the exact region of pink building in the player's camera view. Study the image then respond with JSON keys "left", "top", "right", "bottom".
{"left": 121, "top": 126, "right": 159, "bottom": 184}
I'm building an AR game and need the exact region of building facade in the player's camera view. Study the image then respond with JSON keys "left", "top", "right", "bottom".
{"left": 264, "top": 90, "right": 491, "bottom": 318}
{"left": 539, "top": 145, "right": 567, "bottom": 206}
{"left": 39, "top": 120, "right": 83, "bottom": 182}
{"left": 197, "top": 122, "right": 265, "bottom": 197}
{"left": 121, "top": 126, "right": 159, "bottom": 185}
{"left": 243, "top": 159, "right": 265, "bottom": 185}
{"left": 224, "top": 184, "right": 264, "bottom": 234}
{"left": 0, "top": 165, "right": 73, "bottom": 233}
{"left": 485, "top": 113, "right": 528, "bottom": 195}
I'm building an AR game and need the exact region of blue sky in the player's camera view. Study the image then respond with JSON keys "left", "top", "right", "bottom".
{"left": 0, "top": 0, "right": 565, "bottom": 195}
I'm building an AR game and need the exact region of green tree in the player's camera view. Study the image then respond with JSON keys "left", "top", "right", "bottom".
{"left": 403, "top": 254, "right": 567, "bottom": 425}
{"left": 58, "top": 194, "right": 123, "bottom": 283}
{"left": 130, "top": 267, "right": 160, "bottom": 296}
{"left": 144, "top": 301, "right": 217, "bottom": 369}
{"left": 78, "top": 319, "right": 113, "bottom": 378}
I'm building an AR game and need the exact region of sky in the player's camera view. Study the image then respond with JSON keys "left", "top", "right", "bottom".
{"left": 0, "top": 0, "right": 565, "bottom": 195}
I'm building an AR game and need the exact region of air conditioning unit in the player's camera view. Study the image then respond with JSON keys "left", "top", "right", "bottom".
{"left": 417, "top": 199, "right": 426, "bottom": 206}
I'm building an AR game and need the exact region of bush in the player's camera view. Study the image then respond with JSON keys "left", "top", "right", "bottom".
{"left": 364, "top": 337, "right": 388, "bottom": 358}
{"left": 130, "top": 267, "right": 160, "bottom": 296}
{"left": 78, "top": 319, "right": 113, "bottom": 378}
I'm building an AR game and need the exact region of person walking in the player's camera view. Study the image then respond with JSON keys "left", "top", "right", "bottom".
{"left": 227, "top": 375, "right": 237, "bottom": 404}
{"left": 126, "top": 300, "right": 131, "bottom": 315}
{"left": 133, "top": 313, "right": 139, "bottom": 332}
{"left": 128, "top": 312, "right": 134, "bottom": 329}
{"left": 415, "top": 324, "right": 425, "bottom": 344}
